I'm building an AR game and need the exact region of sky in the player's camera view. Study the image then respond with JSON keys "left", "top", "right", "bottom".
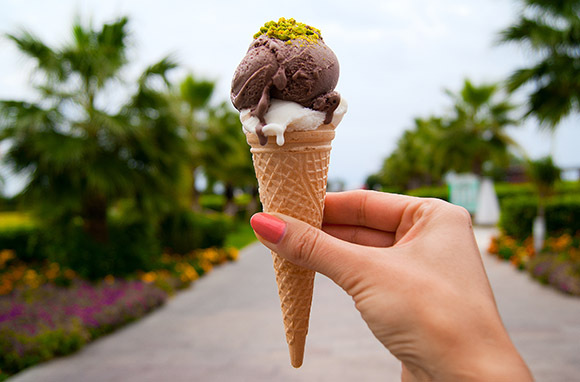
{"left": 0, "top": 0, "right": 578, "bottom": 194}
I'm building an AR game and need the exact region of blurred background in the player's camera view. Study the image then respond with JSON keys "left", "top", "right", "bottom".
{"left": 0, "top": 0, "right": 578, "bottom": 379}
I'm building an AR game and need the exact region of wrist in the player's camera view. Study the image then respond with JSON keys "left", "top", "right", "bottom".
{"left": 401, "top": 324, "right": 533, "bottom": 381}
{"left": 460, "top": 344, "right": 533, "bottom": 381}
{"left": 442, "top": 336, "right": 533, "bottom": 381}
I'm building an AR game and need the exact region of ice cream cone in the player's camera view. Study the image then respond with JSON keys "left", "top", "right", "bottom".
{"left": 246, "top": 124, "right": 336, "bottom": 368}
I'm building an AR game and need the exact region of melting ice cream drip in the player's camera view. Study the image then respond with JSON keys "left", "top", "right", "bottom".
{"left": 240, "top": 98, "right": 347, "bottom": 146}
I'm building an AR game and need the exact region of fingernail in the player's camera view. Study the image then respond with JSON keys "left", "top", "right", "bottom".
{"left": 250, "top": 213, "right": 286, "bottom": 244}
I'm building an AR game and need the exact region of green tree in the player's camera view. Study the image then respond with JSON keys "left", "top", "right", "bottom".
{"left": 167, "top": 74, "right": 215, "bottom": 210}
{"left": 527, "top": 156, "right": 561, "bottom": 217}
{"left": 201, "top": 102, "right": 256, "bottom": 215}
{"left": 0, "top": 17, "right": 189, "bottom": 243}
{"left": 499, "top": 0, "right": 580, "bottom": 128}
{"left": 378, "top": 117, "right": 444, "bottom": 190}
{"left": 438, "top": 79, "right": 520, "bottom": 176}
{"left": 373, "top": 80, "right": 519, "bottom": 191}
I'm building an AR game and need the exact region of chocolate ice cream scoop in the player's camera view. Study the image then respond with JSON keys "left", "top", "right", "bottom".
{"left": 231, "top": 18, "right": 341, "bottom": 145}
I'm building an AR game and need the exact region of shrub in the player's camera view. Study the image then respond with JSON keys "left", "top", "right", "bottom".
{"left": 499, "top": 195, "right": 580, "bottom": 240}
{"left": 406, "top": 185, "right": 448, "bottom": 201}
{"left": 0, "top": 226, "right": 45, "bottom": 263}
{"left": 403, "top": 181, "right": 579, "bottom": 206}
{"left": 199, "top": 194, "right": 226, "bottom": 212}
{"left": 159, "top": 209, "right": 232, "bottom": 254}
{"left": 44, "top": 220, "right": 161, "bottom": 280}
{"left": 494, "top": 182, "right": 536, "bottom": 205}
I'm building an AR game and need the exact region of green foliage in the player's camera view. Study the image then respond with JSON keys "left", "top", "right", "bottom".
{"left": 402, "top": 181, "right": 579, "bottom": 206}
{"left": 43, "top": 220, "right": 160, "bottom": 280}
{"left": 494, "top": 182, "right": 536, "bottom": 203}
{"left": 225, "top": 221, "right": 257, "bottom": 250}
{"left": 406, "top": 185, "right": 449, "bottom": 201}
{"left": 0, "top": 16, "right": 190, "bottom": 247}
{"left": 499, "top": 195, "right": 580, "bottom": 240}
{"left": 0, "top": 196, "right": 19, "bottom": 212}
{"left": 199, "top": 194, "right": 226, "bottom": 212}
{"left": 526, "top": 156, "right": 561, "bottom": 198}
{"left": 179, "top": 74, "right": 214, "bottom": 109}
{"left": 374, "top": 79, "right": 518, "bottom": 191}
{"left": 159, "top": 209, "right": 232, "bottom": 254}
{"left": 202, "top": 102, "right": 256, "bottom": 192}
{"left": 0, "top": 226, "right": 44, "bottom": 263}
{"left": 499, "top": 0, "right": 580, "bottom": 128}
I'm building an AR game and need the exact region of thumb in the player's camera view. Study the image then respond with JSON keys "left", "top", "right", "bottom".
{"left": 249, "top": 212, "right": 367, "bottom": 287}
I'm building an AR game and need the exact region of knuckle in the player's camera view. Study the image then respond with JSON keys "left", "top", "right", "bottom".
{"left": 292, "top": 226, "right": 323, "bottom": 266}
{"left": 449, "top": 204, "right": 473, "bottom": 225}
{"left": 418, "top": 198, "right": 473, "bottom": 227}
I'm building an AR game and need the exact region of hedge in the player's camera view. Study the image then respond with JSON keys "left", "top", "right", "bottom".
{"left": 499, "top": 195, "right": 580, "bottom": 240}
{"left": 159, "top": 209, "right": 232, "bottom": 254}
{"left": 0, "top": 226, "right": 45, "bottom": 263}
{"left": 1, "top": 210, "right": 233, "bottom": 279}
{"left": 404, "top": 181, "right": 580, "bottom": 206}
{"left": 406, "top": 185, "right": 448, "bottom": 200}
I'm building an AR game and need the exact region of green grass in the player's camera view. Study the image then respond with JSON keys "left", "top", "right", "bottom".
{"left": 225, "top": 221, "right": 257, "bottom": 250}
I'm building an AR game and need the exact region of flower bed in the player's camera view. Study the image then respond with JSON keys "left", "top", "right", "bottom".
{"left": 0, "top": 280, "right": 166, "bottom": 375}
{"left": 488, "top": 233, "right": 580, "bottom": 296}
{"left": 0, "top": 247, "right": 239, "bottom": 379}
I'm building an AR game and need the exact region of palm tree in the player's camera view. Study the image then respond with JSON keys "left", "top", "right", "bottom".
{"left": 499, "top": 0, "right": 580, "bottom": 128}
{"left": 527, "top": 156, "right": 561, "bottom": 251}
{"left": 0, "top": 17, "right": 189, "bottom": 243}
{"left": 379, "top": 117, "right": 444, "bottom": 190}
{"left": 167, "top": 74, "right": 215, "bottom": 210}
{"left": 438, "top": 79, "right": 520, "bottom": 176}
{"left": 374, "top": 80, "right": 519, "bottom": 191}
{"left": 201, "top": 102, "right": 256, "bottom": 215}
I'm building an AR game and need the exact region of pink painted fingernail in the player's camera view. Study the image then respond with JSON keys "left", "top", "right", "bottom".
{"left": 250, "top": 213, "right": 286, "bottom": 244}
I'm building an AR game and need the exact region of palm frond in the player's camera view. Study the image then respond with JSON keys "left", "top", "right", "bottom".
{"left": 526, "top": 0, "right": 580, "bottom": 21}
{"left": 5, "top": 31, "right": 65, "bottom": 80}
{"left": 180, "top": 74, "right": 215, "bottom": 109}
{"left": 500, "top": 16, "right": 568, "bottom": 50}
{"left": 139, "top": 56, "right": 179, "bottom": 89}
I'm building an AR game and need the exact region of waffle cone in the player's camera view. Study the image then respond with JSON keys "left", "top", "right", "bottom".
{"left": 246, "top": 124, "right": 336, "bottom": 368}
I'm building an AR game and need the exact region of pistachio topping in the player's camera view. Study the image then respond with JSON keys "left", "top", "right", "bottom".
{"left": 253, "top": 17, "right": 321, "bottom": 43}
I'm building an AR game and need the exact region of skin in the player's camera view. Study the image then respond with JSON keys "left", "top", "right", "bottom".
{"left": 252, "top": 190, "right": 533, "bottom": 381}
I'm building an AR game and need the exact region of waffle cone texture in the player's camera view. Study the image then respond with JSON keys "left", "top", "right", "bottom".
{"left": 246, "top": 124, "right": 336, "bottom": 368}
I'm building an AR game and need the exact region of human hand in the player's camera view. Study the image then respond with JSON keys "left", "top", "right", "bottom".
{"left": 250, "top": 190, "right": 532, "bottom": 381}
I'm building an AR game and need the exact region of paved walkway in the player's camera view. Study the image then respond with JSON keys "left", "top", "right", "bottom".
{"left": 8, "top": 227, "right": 580, "bottom": 381}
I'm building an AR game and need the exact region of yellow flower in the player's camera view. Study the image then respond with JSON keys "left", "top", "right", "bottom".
{"left": 202, "top": 248, "right": 220, "bottom": 263}
{"left": 0, "top": 250, "right": 15, "bottom": 269}
{"left": 45, "top": 263, "right": 60, "bottom": 280}
{"left": 554, "top": 234, "right": 573, "bottom": 252}
{"left": 227, "top": 248, "right": 239, "bottom": 261}
{"left": 23, "top": 269, "right": 41, "bottom": 289}
{"left": 64, "top": 269, "right": 77, "bottom": 280}
{"left": 0, "top": 278, "right": 14, "bottom": 295}
{"left": 199, "top": 259, "right": 213, "bottom": 273}
{"left": 141, "top": 272, "right": 157, "bottom": 283}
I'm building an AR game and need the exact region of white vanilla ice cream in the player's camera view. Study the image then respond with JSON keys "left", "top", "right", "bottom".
{"left": 240, "top": 98, "right": 347, "bottom": 146}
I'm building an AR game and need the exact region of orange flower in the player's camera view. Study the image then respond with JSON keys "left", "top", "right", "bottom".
{"left": 104, "top": 275, "right": 115, "bottom": 285}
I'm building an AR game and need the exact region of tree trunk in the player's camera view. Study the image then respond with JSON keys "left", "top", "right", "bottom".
{"left": 223, "top": 183, "right": 238, "bottom": 216}
{"left": 82, "top": 194, "right": 109, "bottom": 243}
{"left": 246, "top": 186, "right": 260, "bottom": 215}
{"left": 190, "top": 169, "right": 201, "bottom": 212}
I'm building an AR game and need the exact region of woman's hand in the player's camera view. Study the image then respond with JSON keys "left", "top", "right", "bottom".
{"left": 250, "top": 190, "right": 532, "bottom": 381}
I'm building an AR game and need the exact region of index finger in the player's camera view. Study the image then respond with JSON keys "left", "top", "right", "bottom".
{"left": 323, "top": 190, "right": 422, "bottom": 233}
